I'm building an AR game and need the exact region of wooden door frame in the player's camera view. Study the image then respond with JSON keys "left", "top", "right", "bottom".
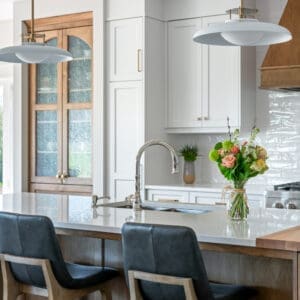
{"left": 28, "top": 13, "right": 93, "bottom": 193}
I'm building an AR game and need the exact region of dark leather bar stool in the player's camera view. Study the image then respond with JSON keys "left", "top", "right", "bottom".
{"left": 122, "top": 223, "right": 258, "bottom": 300}
{"left": 0, "top": 212, "right": 118, "bottom": 300}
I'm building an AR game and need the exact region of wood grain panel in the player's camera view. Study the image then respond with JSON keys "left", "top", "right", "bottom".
{"left": 24, "top": 12, "right": 93, "bottom": 32}
{"left": 261, "top": 0, "right": 300, "bottom": 89}
{"left": 257, "top": 226, "right": 300, "bottom": 251}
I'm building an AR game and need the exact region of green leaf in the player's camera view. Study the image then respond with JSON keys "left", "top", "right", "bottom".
{"left": 214, "top": 142, "right": 223, "bottom": 150}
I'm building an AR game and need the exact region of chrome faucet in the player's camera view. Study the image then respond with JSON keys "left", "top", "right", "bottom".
{"left": 133, "top": 140, "right": 179, "bottom": 210}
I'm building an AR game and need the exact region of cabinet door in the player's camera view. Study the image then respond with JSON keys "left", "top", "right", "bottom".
{"left": 62, "top": 26, "right": 93, "bottom": 186}
{"left": 108, "top": 18, "right": 143, "bottom": 81}
{"left": 109, "top": 81, "right": 144, "bottom": 201}
{"left": 30, "top": 30, "right": 63, "bottom": 184}
{"left": 167, "top": 18, "right": 202, "bottom": 128}
{"left": 202, "top": 15, "right": 240, "bottom": 130}
{"left": 190, "top": 191, "right": 224, "bottom": 205}
{"left": 146, "top": 189, "right": 189, "bottom": 203}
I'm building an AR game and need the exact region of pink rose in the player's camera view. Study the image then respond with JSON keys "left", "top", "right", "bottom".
{"left": 231, "top": 145, "right": 240, "bottom": 154}
{"left": 221, "top": 154, "right": 236, "bottom": 168}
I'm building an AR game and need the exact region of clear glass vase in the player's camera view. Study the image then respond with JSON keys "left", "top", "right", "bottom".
{"left": 183, "top": 161, "right": 195, "bottom": 184}
{"left": 226, "top": 186, "right": 249, "bottom": 221}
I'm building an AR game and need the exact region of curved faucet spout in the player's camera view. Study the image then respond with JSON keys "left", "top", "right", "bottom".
{"left": 134, "top": 140, "right": 179, "bottom": 210}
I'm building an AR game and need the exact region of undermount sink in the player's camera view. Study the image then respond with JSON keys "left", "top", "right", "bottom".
{"left": 100, "top": 201, "right": 211, "bottom": 215}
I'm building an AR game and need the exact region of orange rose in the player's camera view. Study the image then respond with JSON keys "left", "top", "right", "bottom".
{"left": 231, "top": 145, "right": 240, "bottom": 154}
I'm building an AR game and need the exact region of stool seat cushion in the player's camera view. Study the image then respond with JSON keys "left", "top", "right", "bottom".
{"left": 65, "top": 263, "right": 118, "bottom": 289}
{"left": 211, "top": 282, "right": 258, "bottom": 300}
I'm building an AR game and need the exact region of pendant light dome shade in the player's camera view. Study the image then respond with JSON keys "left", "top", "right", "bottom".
{"left": 0, "top": 43, "right": 73, "bottom": 64}
{"left": 193, "top": 18, "right": 292, "bottom": 46}
{"left": 0, "top": 0, "right": 73, "bottom": 64}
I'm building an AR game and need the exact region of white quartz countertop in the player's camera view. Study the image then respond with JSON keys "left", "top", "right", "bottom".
{"left": 145, "top": 183, "right": 269, "bottom": 195}
{"left": 0, "top": 193, "right": 299, "bottom": 248}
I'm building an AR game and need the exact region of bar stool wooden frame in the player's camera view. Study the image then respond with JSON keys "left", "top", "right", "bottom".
{"left": 0, "top": 254, "right": 112, "bottom": 300}
{"left": 128, "top": 270, "right": 197, "bottom": 300}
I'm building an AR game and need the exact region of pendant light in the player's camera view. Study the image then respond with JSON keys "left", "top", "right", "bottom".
{"left": 193, "top": 0, "right": 292, "bottom": 47}
{"left": 0, "top": 0, "right": 72, "bottom": 64}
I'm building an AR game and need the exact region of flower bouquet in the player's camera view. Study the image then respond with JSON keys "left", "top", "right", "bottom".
{"left": 209, "top": 127, "right": 268, "bottom": 220}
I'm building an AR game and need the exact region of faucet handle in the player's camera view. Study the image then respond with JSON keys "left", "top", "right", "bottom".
{"left": 125, "top": 194, "right": 135, "bottom": 203}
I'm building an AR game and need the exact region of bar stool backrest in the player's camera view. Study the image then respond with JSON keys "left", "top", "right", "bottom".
{"left": 122, "top": 223, "right": 214, "bottom": 300}
{"left": 0, "top": 212, "right": 72, "bottom": 288}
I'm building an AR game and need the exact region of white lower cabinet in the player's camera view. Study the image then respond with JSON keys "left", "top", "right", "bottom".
{"left": 146, "top": 187, "right": 263, "bottom": 208}
{"left": 147, "top": 189, "right": 189, "bottom": 203}
{"left": 189, "top": 191, "right": 224, "bottom": 205}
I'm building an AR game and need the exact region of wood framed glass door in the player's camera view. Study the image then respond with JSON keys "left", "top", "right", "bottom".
{"left": 29, "top": 13, "right": 93, "bottom": 194}
{"left": 30, "top": 30, "right": 63, "bottom": 184}
{"left": 62, "top": 26, "right": 93, "bottom": 186}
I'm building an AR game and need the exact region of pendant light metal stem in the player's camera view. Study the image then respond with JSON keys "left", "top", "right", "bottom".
{"left": 31, "top": 0, "right": 35, "bottom": 42}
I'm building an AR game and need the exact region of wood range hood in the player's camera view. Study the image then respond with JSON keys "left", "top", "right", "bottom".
{"left": 261, "top": 0, "right": 300, "bottom": 91}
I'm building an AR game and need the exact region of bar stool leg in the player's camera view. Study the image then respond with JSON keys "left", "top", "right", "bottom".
{"left": 1, "top": 260, "right": 21, "bottom": 300}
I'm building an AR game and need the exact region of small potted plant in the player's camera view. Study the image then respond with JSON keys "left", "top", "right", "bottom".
{"left": 179, "top": 145, "right": 198, "bottom": 184}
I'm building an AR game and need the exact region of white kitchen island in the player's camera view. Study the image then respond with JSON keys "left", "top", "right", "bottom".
{"left": 0, "top": 193, "right": 299, "bottom": 300}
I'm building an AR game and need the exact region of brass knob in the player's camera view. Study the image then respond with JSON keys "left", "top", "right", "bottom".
{"left": 56, "top": 171, "right": 62, "bottom": 182}
{"left": 61, "top": 171, "right": 69, "bottom": 183}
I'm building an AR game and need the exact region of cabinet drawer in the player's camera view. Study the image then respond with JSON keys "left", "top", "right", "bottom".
{"left": 146, "top": 189, "right": 189, "bottom": 203}
{"left": 190, "top": 191, "right": 224, "bottom": 205}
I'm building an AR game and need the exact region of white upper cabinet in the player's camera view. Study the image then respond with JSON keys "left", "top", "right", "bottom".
{"left": 167, "top": 18, "right": 202, "bottom": 128}
{"left": 202, "top": 15, "right": 240, "bottom": 129}
{"left": 167, "top": 15, "right": 255, "bottom": 133}
{"left": 108, "top": 18, "right": 143, "bottom": 82}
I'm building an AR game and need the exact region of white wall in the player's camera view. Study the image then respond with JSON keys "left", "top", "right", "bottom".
{"left": 13, "top": 0, "right": 104, "bottom": 193}
{"left": 0, "top": 18, "right": 14, "bottom": 193}
{"left": 0, "top": 20, "right": 13, "bottom": 79}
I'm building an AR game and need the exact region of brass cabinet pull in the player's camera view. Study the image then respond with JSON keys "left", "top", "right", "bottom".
{"left": 137, "top": 49, "right": 142, "bottom": 72}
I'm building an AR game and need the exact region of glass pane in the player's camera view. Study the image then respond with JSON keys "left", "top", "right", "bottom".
{"left": 68, "top": 109, "right": 92, "bottom": 178}
{"left": 36, "top": 38, "right": 58, "bottom": 104}
{"left": 68, "top": 36, "right": 92, "bottom": 103}
{"left": 36, "top": 111, "right": 58, "bottom": 176}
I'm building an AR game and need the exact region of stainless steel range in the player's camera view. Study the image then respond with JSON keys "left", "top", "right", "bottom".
{"left": 265, "top": 182, "right": 300, "bottom": 209}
